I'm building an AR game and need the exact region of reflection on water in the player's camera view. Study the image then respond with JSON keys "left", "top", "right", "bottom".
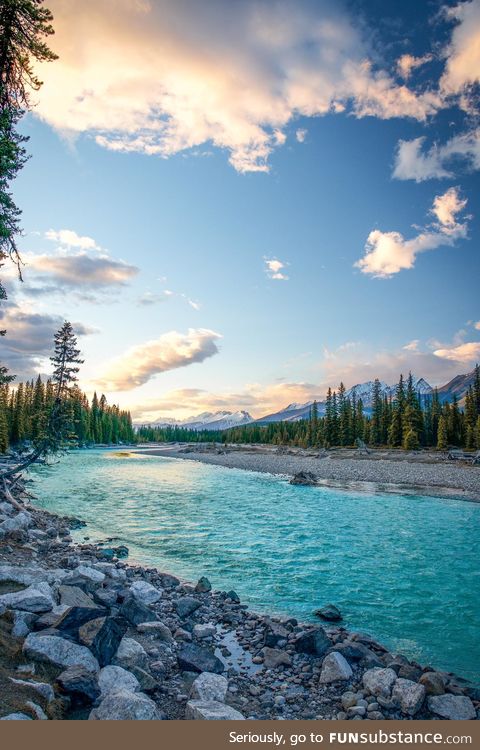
{"left": 30, "top": 449, "right": 480, "bottom": 682}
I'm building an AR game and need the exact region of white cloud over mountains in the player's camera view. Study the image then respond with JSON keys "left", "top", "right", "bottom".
{"left": 34, "top": 0, "right": 444, "bottom": 173}
{"left": 355, "top": 187, "right": 469, "bottom": 278}
{"left": 98, "top": 328, "right": 222, "bottom": 391}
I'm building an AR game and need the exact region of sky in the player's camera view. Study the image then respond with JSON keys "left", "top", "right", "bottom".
{"left": 1, "top": 0, "right": 480, "bottom": 421}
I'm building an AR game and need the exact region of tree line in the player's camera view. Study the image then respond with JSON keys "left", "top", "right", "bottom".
{"left": 137, "top": 369, "right": 480, "bottom": 451}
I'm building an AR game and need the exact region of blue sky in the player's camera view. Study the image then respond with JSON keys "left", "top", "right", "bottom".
{"left": 2, "top": 0, "right": 479, "bottom": 420}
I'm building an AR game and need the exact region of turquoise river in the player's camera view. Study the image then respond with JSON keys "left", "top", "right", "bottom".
{"left": 30, "top": 450, "right": 480, "bottom": 683}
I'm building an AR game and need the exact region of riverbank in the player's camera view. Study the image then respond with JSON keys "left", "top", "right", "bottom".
{"left": 135, "top": 444, "right": 480, "bottom": 502}
{"left": 0, "top": 474, "right": 479, "bottom": 721}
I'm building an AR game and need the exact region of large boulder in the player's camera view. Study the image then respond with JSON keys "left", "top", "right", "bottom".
{"left": 136, "top": 621, "right": 173, "bottom": 643}
{"left": 0, "top": 583, "right": 54, "bottom": 614}
{"left": 89, "top": 690, "right": 163, "bottom": 720}
{"left": 177, "top": 644, "right": 224, "bottom": 674}
{"left": 120, "top": 596, "right": 157, "bottom": 626}
{"left": 98, "top": 665, "right": 140, "bottom": 697}
{"left": 419, "top": 672, "right": 446, "bottom": 696}
{"left": 428, "top": 694, "right": 476, "bottom": 720}
{"left": 362, "top": 667, "right": 397, "bottom": 698}
{"left": 113, "top": 637, "right": 148, "bottom": 671}
{"left": 78, "top": 616, "right": 127, "bottom": 667}
{"left": 190, "top": 673, "right": 228, "bottom": 702}
{"left": 289, "top": 472, "right": 317, "bottom": 486}
{"left": 10, "top": 678, "right": 55, "bottom": 703}
{"left": 0, "top": 565, "right": 57, "bottom": 586}
{"left": 175, "top": 596, "right": 202, "bottom": 619}
{"left": 314, "top": 604, "right": 343, "bottom": 622}
{"left": 63, "top": 566, "right": 106, "bottom": 586}
{"left": 1, "top": 511, "right": 33, "bottom": 533}
{"left": 195, "top": 577, "right": 212, "bottom": 593}
{"left": 130, "top": 580, "right": 162, "bottom": 606}
{"left": 294, "top": 627, "right": 331, "bottom": 657}
{"left": 56, "top": 665, "right": 101, "bottom": 704}
{"left": 12, "top": 611, "right": 38, "bottom": 637}
{"left": 54, "top": 605, "right": 107, "bottom": 639}
{"left": 333, "top": 641, "right": 383, "bottom": 667}
{"left": 392, "top": 678, "right": 426, "bottom": 716}
{"left": 319, "top": 652, "right": 353, "bottom": 683}
{"left": 262, "top": 647, "right": 292, "bottom": 669}
{"left": 185, "top": 701, "right": 245, "bottom": 720}
{"left": 57, "top": 585, "right": 97, "bottom": 609}
{"left": 23, "top": 633, "right": 99, "bottom": 673}
{"left": 264, "top": 620, "right": 289, "bottom": 648}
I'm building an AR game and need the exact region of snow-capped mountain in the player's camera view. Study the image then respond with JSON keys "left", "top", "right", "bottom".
{"left": 149, "top": 410, "right": 253, "bottom": 432}
{"left": 345, "top": 380, "right": 389, "bottom": 404}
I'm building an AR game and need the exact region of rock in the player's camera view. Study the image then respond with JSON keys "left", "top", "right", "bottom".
{"left": 93, "top": 589, "right": 118, "bottom": 608}
{"left": 1, "top": 511, "right": 33, "bottom": 533}
{"left": 398, "top": 664, "right": 423, "bottom": 682}
{"left": 23, "top": 633, "right": 99, "bottom": 673}
{"left": 0, "top": 565, "right": 50, "bottom": 586}
{"left": 289, "top": 471, "right": 317, "bottom": 485}
{"left": 333, "top": 641, "right": 382, "bottom": 666}
{"left": 0, "top": 583, "right": 54, "bottom": 614}
{"left": 347, "top": 706, "right": 366, "bottom": 717}
{"left": 54, "top": 605, "right": 107, "bottom": 638}
{"left": 98, "top": 665, "right": 140, "bottom": 696}
{"left": 264, "top": 620, "right": 289, "bottom": 647}
{"left": 10, "top": 678, "right": 55, "bottom": 703}
{"left": 314, "top": 604, "right": 342, "bottom": 622}
{"left": 428, "top": 694, "right": 476, "bottom": 720}
{"left": 262, "top": 647, "right": 292, "bottom": 669}
{"left": 190, "top": 673, "right": 228, "bottom": 702}
{"left": 226, "top": 590, "right": 240, "bottom": 603}
{"left": 392, "top": 678, "right": 426, "bottom": 716}
{"left": 177, "top": 644, "right": 224, "bottom": 674}
{"left": 12, "top": 611, "right": 38, "bottom": 637}
{"left": 130, "top": 580, "right": 162, "bottom": 606}
{"left": 136, "top": 621, "right": 173, "bottom": 642}
{"left": 419, "top": 672, "right": 446, "bottom": 696}
{"left": 113, "top": 637, "right": 148, "bottom": 671}
{"left": 294, "top": 627, "right": 331, "bottom": 657}
{"left": 129, "top": 666, "right": 158, "bottom": 693}
{"left": 185, "top": 700, "right": 245, "bottom": 720}
{"left": 195, "top": 576, "right": 212, "bottom": 593}
{"left": 341, "top": 691, "right": 358, "bottom": 710}
{"left": 56, "top": 665, "right": 101, "bottom": 703}
{"left": 175, "top": 596, "right": 202, "bottom": 619}
{"left": 57, "top": 585, "right": 96, "bottom": 609}
{"left": 193, "top": 623, "right": 216, "bottom": 639}
{"left": 90, "top": 690, "right": 163, "bottom": 720}
{"left": 78, "top": 616, "right": 127, "bottom": 667}
{"left": 0, "top": 713, "right": 33, "bottom": 720}
{"left": 362, "top": 668, "right": 397, "bottom": 698}
{"left": 63, "top": 566, "right": 106, "bottom": 585}
{"left": 120, "top": 596, "right": 157, "bottom": 626}
{"left": 319, "top": 652, "right": 353, "bottom": 683}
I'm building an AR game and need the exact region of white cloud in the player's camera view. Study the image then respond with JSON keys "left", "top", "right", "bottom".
{"left": 403, "top": 339, "right": 420, "bottom": 352}
{"left": 393, "top": 129, "right": 480, "bottom": 182}
{"left": 397, "top": 53, "right": 433, "bottom": 81}
{"left": 45, "top": 228, "right": 101, "bottom": 251}
{"left": 98, "top": 328, "right": 222, "bottom": 390}
{"left": 33, "top": 0, "right": 441, "bottom": 173}
{"left": 475, "top": 321, "right": 480, "bottom": 331}
{"left": 440, "top": 0, "right": 480, "bottom": 110}
{"left": 354, "top": 187, "right": 468, "bottom": 278}
{"left": 265, "top": 257, "right": 289, "bottom": 280}
{"left": 296, "top": 128, "right": 307, "bottom": 143}
{"left": 434, "top": 341, "right": 480, "bottom": 363}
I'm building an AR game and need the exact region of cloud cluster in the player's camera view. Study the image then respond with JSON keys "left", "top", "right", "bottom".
{"left": 265, "top": 258, "right": 289, "bottom": 280}
{"left": 440, "top": 0, "right": 480, "bottom": 107}
{"left": 393, "top": 129, "right": 480, "bottom": 182}
{"left": 396, "top": 53, "right": 433, "bottom": 81}
{"left": 354, "top": 187, "right": 468, "bottom": 278}
{"left": 434, "top": 341, "right": 480, "bottom": 363}
{"left": 98, "top": 328, "right": 222, "bottom": 391}
{"left": 33, "top": 0, "right": 442, "bottom": 173}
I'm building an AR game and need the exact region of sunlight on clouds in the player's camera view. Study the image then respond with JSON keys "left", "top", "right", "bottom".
{"left": 354, "top": 187, "right": 468, "bottom": 278}
{"left": 434, "top": 341, "right": 480, "bottom": 363}
{"left": 98, "top": 328, "right": 222, "bottom": 391}
{"left": 393, "top": 130, "right": 480, "bottom": 182}
{"left": 265, "top": 258, "right": 289, "bottom": 280}
{"left": 396, "top": 53, "right": 433, "bottom": 81}
{"left": 33, "top": 0, "right": 441, "bottom": 173}
{"left": 45, "top": 229, "right": 101, "bottom": 251}
{"left": 440, "top": 0, "right": 480, "bottom": 109}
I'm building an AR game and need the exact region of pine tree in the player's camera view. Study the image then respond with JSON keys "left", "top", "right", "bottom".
{"left": 437, "top": 415, "right": 448, "bottom": 451}
{"left": 370, "top": 379, "right": 383, "bottom": 445}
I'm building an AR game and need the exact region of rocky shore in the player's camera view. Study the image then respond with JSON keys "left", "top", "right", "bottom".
{"left": 0, "top": 478, "right": 479, "bottom": 722}
{"left": 136, "top": 444, "right": 480, "bottom": 502}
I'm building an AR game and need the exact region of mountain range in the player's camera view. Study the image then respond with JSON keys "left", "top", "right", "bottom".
{"left": 144, "top": 368, "right": 476, "bottom": 431}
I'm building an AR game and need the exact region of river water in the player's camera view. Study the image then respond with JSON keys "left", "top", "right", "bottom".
{"left": 30, "top": 449, "right": 480, "bottom": 682}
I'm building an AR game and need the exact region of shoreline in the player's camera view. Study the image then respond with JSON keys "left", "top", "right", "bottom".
{"left": 0, "top": 469, "right": 479, "bottom": 721}
{"left": 133, "top": 444, "right": 480, "bottom": 503}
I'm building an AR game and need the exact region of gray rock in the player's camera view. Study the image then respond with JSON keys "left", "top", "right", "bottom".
{"left": 54, "top": 605, "right": 107, "bottom": 638}
{"left": 289, "top": 471, "right": 317, "bottom": 486}
{"left": 190, "top": 673, "right": 228, "bottom": 702}
{"left": 0, "top": 713, "right": 33, "bottom": 720}
{"left": 130, "top": 580, "right": 162, "bottom": 606}
{"left": 120, "top": 596, "right": 157, "bottom": 626}
{"left": 419, "top": 672, "right": 446, "bottom": 696}
{"left": 0, "top": 583, "right": 54, "bottom": 614}
{"left": 195, "top": 576, "right": 212, "bottom": 593}
{"left": 78, "top": 616, "right": 127, "bottom": 667}
{"left": 341, "top": 691, "right": 358, "bottom": 710}
{"left": 314, "top": 604, "right": 342, "bottom": 622}
{"left": 136, "top": 621, "right": 173, "bottom": 642}
{"left": 362, "top": 668, "right": 397, "bottom": 698}
{"left": 185, "top": 700, "right": 245, "bottom": 720}
{"left": 392, "top": 678, "right": 426, "bottom": 716}
{"left": 175, "top": 596, "right": 202, "bottom": 619}
{"left": 63, "top": 566, "right": 105, "bottom": 586}
{"left": 57, "top": 585, "right": 96, "bottom": 609}
{"left": 89, "top": 689, "right": 163, "bottom": 720}
{"left": 264, "top": 620, "right": 289, "bottom": 648}
{"left": 319, "top": 652, "right": 353, "bottom": 683}
{"left": 1, "top": 511, "right": 33, "bottom": 533}
{"left": 177, "top": 643, "right": 224, "bottom": 674}
{"left": 98, "top": 665, "right": 140, "bottom": 696}
{"left": 262, "top": 647, "right": 292, "bottom": 669}
{"left": 193, "top": 623, "right": 216, "bottom": 639}
{"left": 56, "top": 665, "right": 100, "bottom": 703}
{"left": 428, "top": 694, "right": 476, "bottom": 720}
{"left": 294, "top": 627, "right": 331, "bottom": 657}
{"left": 23, "top": 633, "right": 99, "bottom": 673}
{"left": 129, "top": 666, "right": 158, "bottom": 693}
{"left": 12, "top": 610, "right": 38, "bottom": 637}
{"left": 10, "top": 678, "right": 55, "bottom": 703}
{"left": 113, "top": 636, "right": 148, "bottom": 671}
